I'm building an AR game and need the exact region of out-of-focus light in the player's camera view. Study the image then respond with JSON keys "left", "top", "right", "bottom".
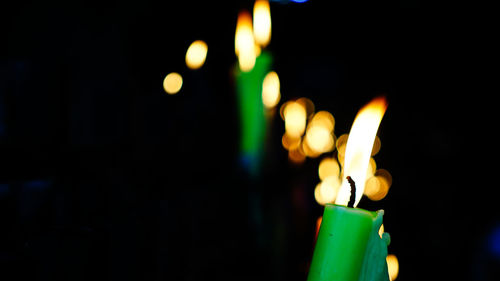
{"left": 318, "top": 157, "right": 340, "bottom": 181}
{"left": 235, "top": 11, "right": 256, "bottom": 72}
{"left": 386, "top": 254, "right": 399, "bottom": 281}
{"left": 378, "top": 224, "right": 384, "bottom": 238}
{"left": 314, "top": 176, "right": 341, "bottom": 205}
{"left": 262, "top": 71, "right": 280, "bottom": 108}
{"left": 310, "top": 111, "right": 335, "bottom": 132}
{"left": 288, "top": 146, "right": 306, "bottom": 164}
{"left": 282, "top": 132, "right": 301, "bottom": 151}
{"left": 371, "top": 136, "right": 381, "bottom": 156}
{"left": 283, "top": 101, "right": 307, "bottom": 138}
{"left": 315, "top": 216, "right": 322, "bottom": 240}
{"left": 335, "top": 97, "right": 387, "bottom": 207}
{"left": 291, "top": 0, "right": 309, "bottom": 3}
{"left": 163, "top": 72, "right": 183, "bottom": 95}
{"left": 296, "top": 97, "right": 315, "bottom": 119}
{"left": 253, "top": 0, "right": 271, "bottom": 47}
{"left": 185, "top": 40, "right": 208, "bottom": 70}
{"left": 304, "top": 125, "right": 334, "bottom": 154}
{"left": 364, "top": 169, "right": 392, "bottom": 201}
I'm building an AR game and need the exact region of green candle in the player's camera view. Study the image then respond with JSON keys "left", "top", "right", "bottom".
{"left": 234, "top": 51, "right": 272, "bottom": 176}
{"left": 308, "top": 204, "right": 390, "bottom": 281}
{"left": 308, "top": 97, "right": 390, "bottom": 281}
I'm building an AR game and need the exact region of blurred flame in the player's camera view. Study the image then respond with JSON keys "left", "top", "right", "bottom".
{"left": 335, "top": 97, "right": 387, "bottom": 207}
{"left": 283, "top": 101, "right": 307, "bottom": 138}
{"left": 235, "top": 11, "right": 256, "bottom": 72}
{"left": 163, "top": 72, "right": 183, "bottom": 95}
{"left": 387, "top": 254, "right": 399, "bottom": 280}
{"left": 253, "top": 0, "right": 271, "bottom": 47}
{"left": 262, "top": 71, "right": 280, "bottom": 108}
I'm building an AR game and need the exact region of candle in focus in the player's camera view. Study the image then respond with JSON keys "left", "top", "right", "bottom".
{"left": 307, "top": 97, "right": 390, "bottom": 281}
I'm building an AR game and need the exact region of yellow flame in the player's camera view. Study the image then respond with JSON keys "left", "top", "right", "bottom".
{"left": 335, "top": 96, "right": 387, "bottom": 207}
{"left": 253, "top": 0, "right": 271, "bottom": 47}
{"left": 235, "top": 11, "right": 256, "bottom": 72}
{"left": 163, "top": 72, "right": 183, "bottom": 95}
{"left": 185, "top": 40, "right": 208, "bottom": 70}
{"left": 262, "top": 71, "right": 280, "bottom": 108}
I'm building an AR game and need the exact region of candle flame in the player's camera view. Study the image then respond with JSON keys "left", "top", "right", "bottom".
{"left": 235, "top": 11, "right": 256, "bottom": 72}
{"left": 335, "top": 96, "right": 387, "bottom": 207}
{"left": 253, "top": 0, "right": 271, "bottom": 47}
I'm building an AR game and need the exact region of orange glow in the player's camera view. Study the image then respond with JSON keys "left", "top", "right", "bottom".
{"left": 315, "top": 216, "right": 323, "bottom": 240}
{"left": 235, "top": 11, "right": 256, "bottom": 72}
{"left": 314, "top": 176, "right": 341, "bottom": 205}
{"left": 283, "top": 101, "right": 307, "bottom": 138}
{"left": 335, "top": 97, "right": 387, "bottom": 207}
{"left": 318, "top": 157, "right": 340, "bottom": 181}
{"left": 262, "top": 71, "right": 280, "bottom": 108}
{"left": 378, "top": 224, "right": 384, "bottom": 238}
{"left": 304, "top": 125, "right": 334, "bottom": 154}
{"left": 288, "top": 146, "right": 306, "bottom": 164}
{"left": 387, "top": 254, "right": 399, "bottom": 280}
{"left": 163, "top": 72, "right": 183, "bottom": 95}
{"left": 281, "top": 132, "right": 301, "bottom": 150}
{"left": 253, "top": 0, "right": 271, "bottom": 47}
{"left": 185, "top": 40, "right": 208, "bottom": 70}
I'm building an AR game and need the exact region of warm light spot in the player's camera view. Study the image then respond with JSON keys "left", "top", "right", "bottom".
{"left": 235, "top": 11, "right": 256, "bottom": 72}
{"left": 281, "top": 132, "right": 301, "bottom": 150}
{"left": 283, "top": 101, "right": 307, "bottom": 138}
{"left": 163, "top": 72, "right": 183, "bottom": 95}
{"left": 185, "top": 40, "right": 208, "bottom": 70}
{"left": 371, "top": 136, "right": 381, "bottom": 156}
{"left": 387, "top": 254, "right": 399, "bottom": 281}
{"left": 304, "top": 125, "right": 334, "bottom": 154}
{"left": 296, "top": 97, "right": 315, "bottom": 119}
{"left": 318, "top": 157, "right": 340, "bottom": 181}
{"left": 314, "top": 176, "right": 340, "bottom": 205}
{"left": 335, "top": 97, "right": 387, "bottom": 207}
{"left": 364, "top": 169, "right": 392, "bottom": 201}
{"left": 262, "top": 71, "right": 280, "bottom": 108}
{"left": 288, "top": 147, "right": 306, "bottom": 164}
{"left": 378, "top": 224, "right": 385, "bottom": 238}
{"left": 315, "top": 216, "right": 323, "bottom": 239}
{"left": 310, "top": 111, "right": 335, "bottom": 132}
{"left": 253, "top": 0, "right": 271, "bottom": 47}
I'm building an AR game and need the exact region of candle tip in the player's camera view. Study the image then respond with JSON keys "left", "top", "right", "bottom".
{"left": 346, "top": 176, "right": 356, "bottom": 208}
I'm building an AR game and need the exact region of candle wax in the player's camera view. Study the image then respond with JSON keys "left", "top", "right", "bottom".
{"left": 307, "top": 204, "right": 390, "bottom": 281}
{"left": 235, "top": 51, "right": 272, "bottom": 176}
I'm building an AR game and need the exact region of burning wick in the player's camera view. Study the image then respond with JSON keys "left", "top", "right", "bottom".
{"left": 346, "top": 176, "right": 356, "bottom": 208}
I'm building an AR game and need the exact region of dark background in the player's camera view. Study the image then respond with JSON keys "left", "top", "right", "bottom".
{"left": 1, "top": 0, "right": 497, "bottom": 280}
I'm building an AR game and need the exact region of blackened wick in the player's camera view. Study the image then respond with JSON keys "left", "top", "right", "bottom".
{"left": 346, "top": 176, "right": 356, "bottom": 208}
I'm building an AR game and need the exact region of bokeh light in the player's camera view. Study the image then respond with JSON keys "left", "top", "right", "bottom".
{"left": 253, "top": 0, "right": 271, "bottom": 47}
{"left": 288, "top": 146, "right": 306, "bottom": 164}
{"left": 314, "top": 176, "right": 341, "bottom": 205}
{"left": 283, "top": 101, "right": 307, "bottom": 138}
{"left": 235, "top": 11, "right": 256, "bottom": 72}
{"left": 304, "top": 125, "right": 334, "bottom": 154}
{"left": 163, "top": 72, "right": 183, "bottom": 95}
{"left": 262, "top": 71, "right": 280, "bottom": 108}
{"left": 386, "top": 254, "right": 399, "bottom": 280}
{"left": 318, "top": 157, "right": 340, "bottom": 181}
{"left": 281, "top": 132, "right": 301, "bottom": 151}
{"left": 185, "top": 40, "right": 208, "bottom": 70}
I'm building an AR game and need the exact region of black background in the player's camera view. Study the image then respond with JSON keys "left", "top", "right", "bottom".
{"left": 1, "top": 0, "right": 498, "bottom": 280}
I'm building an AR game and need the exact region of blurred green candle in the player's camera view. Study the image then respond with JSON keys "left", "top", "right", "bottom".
{"left": 234, "top": 10, "right": 272, "bottom": 177}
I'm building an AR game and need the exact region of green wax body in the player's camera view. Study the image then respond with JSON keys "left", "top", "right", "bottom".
{"left": 234, "top": 51, "right": 272, "bottom": 177}
{"left": 307, "top": 204, "right": 378, "bottom": 281}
